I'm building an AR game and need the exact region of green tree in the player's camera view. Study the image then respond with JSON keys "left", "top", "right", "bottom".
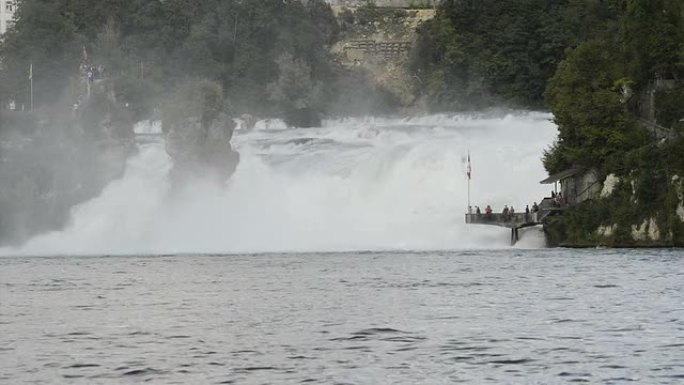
{"left": 1, "top": 0, "right": 345, "bottom": 123}
{"left": 544, "top": 39, "right": 646, "bottom": 173}
{"left": 0, "top": 0, "right": 82, "bottom": 107}
{"left": 411, "top": 0, "right": 624, "bottom": 110}
{"left": 622, "top": 0, "right": 683, "bottom": 82}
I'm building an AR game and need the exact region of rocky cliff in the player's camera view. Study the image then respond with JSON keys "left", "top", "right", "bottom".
{"left": 544, "top": 140, "right": 684, "bottom": 247}
{"left": 331, "top": 6, "right": 435, "bottom": 109}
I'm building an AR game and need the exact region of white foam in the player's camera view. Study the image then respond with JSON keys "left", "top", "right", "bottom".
{"left": 5, "top": 112, "right": 558, "bottom": 255}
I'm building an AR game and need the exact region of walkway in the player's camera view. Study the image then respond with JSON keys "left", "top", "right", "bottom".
{"left": 465, "top": 198, "right": 565, "bottom": 245}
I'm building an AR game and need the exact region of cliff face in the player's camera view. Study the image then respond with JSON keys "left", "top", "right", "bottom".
{"left": 331, "top": 6, "right": 435, "bottom": 109}
{"left": 544, "top": 140, "right": 684, "bottom": 247}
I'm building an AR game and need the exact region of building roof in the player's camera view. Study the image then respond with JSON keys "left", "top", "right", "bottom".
{"left": 539, "top": 168, "right": 584, "bottom": 184}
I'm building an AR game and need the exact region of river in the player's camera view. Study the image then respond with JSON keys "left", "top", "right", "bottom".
{"left": 1, "top": 249, "right": 683, "bottom": 384}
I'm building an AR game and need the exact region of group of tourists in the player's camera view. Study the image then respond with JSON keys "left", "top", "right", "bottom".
{"left": 470, "top": 201, "right": 541, "bottom": 222}
{"left": 470, "top": 205, "right": 492, "bottom": 215}
{"left": 468, "top": 190, "right": 572, "bottom": 223}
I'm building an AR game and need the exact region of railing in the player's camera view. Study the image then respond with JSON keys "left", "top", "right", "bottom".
{"left": 465, "top": 212, "right": 539, "bottom": 229}
{"left": 344, "top": 40, "right": 412, "bottom": 59}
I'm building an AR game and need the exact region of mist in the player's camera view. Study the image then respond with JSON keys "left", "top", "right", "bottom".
{"left": 1, "top": 112, "right": 555, "bottom": 256}
{"left": 0, "top": 107, "right": 133, "bottom": 246}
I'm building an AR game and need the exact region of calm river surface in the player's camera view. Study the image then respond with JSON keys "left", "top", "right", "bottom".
{"left": 1, "top": 249, "right": 683, "bottom": 384}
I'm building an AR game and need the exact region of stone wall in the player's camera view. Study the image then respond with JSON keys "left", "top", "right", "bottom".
{"left": 330, "top": 7, "right": 435, "bottom": 107}
{"left": 327, "top": 0, "right": 437, "bottom": 8}
{"left": 561, "top": 169, "right": 601, "bottom": 205}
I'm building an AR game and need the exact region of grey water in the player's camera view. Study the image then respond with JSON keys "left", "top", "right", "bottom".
{"left": 1, "top": 249, "right": 683, "bottom": 384}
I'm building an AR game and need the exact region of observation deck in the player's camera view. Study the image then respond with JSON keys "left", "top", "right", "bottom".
{"left": 465, "top": 212, "right": 540, "bottom": 229}
{"left": 465, "top": 198, "right": 564, "bottom": 245}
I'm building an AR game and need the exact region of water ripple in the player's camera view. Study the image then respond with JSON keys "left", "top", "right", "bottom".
{"left": 1, "top": 249, "right": 682, "bottom": 384}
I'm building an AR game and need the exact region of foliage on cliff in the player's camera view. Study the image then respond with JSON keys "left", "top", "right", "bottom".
{"left": 541, "top": 1, "right": 684, "bottom": 246}
{"left": 543, "top": 0, "right": 683, "bottom": 175}
{"left": 543, "top": 39, "right": 648, "bottom": 174}
{"left": 545, "top": 139, "right": 684, "bottom": 247}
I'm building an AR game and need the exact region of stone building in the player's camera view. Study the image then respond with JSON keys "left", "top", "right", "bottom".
{"left": 540, "top": 168, "right": 602, "bottom": 205}
{"left": 0, "top": 0, "right": 16, "bottom": 35}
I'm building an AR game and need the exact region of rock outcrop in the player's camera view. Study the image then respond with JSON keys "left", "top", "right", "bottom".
{"left": 165, "top": 114, "right": 240, "bottom": 182}
{"left": 331, "top": 7, "right": 436, "bottom": 109}
{"left": 162, "top": 79, "right": 240, "bottom": 183}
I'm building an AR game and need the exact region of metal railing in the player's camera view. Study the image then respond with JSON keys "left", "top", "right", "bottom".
{"left": 465, "top": 212, "right": 539, "bottom": 229}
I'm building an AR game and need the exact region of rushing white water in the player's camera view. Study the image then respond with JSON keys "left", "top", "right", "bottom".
{"left": 5, "top": 112, "right": 557, "bottom": 255}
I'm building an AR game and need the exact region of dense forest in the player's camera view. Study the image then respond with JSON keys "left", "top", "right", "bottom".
{"left": 410, "top": 0, "right": 626, "bottom": 109}
{"left": 0, "top": 0, "right": 395, "bottom": 127}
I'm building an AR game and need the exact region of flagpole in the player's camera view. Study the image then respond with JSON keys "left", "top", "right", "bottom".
{"left": 467, "top": 151, "right": 471, "bottom": 213}
{"left": 29, "top": 62, "right": 33, "bottom": 113}
{"left": 468, "top": 175, "right": 470, "bottom": 212}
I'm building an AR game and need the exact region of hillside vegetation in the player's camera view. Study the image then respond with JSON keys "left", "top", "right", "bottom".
{"left": 0, "top": 0, "right": 398, "bottom": 127}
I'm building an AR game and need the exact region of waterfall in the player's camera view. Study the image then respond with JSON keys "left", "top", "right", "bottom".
{"left": 4, "top": 112, "right": 556, "bottom": 255}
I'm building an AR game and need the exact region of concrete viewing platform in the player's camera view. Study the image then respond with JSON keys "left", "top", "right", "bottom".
{"left": 464, "top": 165, "right": 599, "bottom": 245}
{"left": 465, "top": 198, "right": 566, "bottom": 245}
{"left": 465, "top": 212, "right": 541, "bottom": 245}
{"left": 465, "top": 212, "right": 539, "bottom": 229}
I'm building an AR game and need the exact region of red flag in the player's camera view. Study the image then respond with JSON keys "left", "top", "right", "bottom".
{"left": 466, "top": 153, "right": 471, "bottom": 180}
{"left": 28, "top": 63, "right": 32, "bottom": 80}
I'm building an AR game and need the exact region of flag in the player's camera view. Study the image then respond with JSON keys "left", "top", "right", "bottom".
{"left": 82, "top": 45, "right": 88, "bottom": 63}
{"left": 28, "top": 63, "right": 32, "bottom": 80}
{"left": 466, "top": 152, "right": 471, "bottom": 180}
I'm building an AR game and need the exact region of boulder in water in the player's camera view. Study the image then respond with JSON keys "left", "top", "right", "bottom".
{"left": 162, "top": 79, "right": 240, "bottom": 183}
